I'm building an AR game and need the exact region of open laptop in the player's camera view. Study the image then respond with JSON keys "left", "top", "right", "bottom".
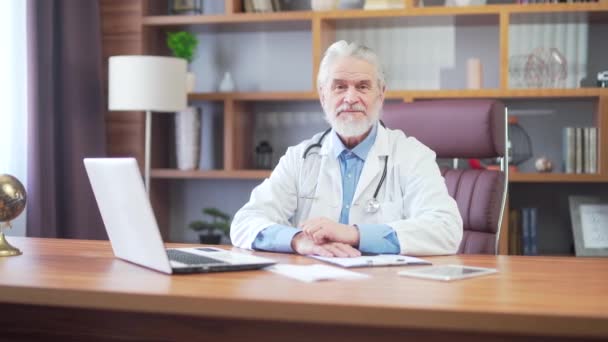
{"left": 84, "top": 157, "right": 276, "bottom": 274}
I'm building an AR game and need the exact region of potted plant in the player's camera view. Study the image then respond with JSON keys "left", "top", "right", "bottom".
{"left": 189, "top": 208, "right": 231, "bottom": 245}
{"left": 167, "top": 30, "right": 198, "bottom": 92}
{"left": 167, "top": 30, "right": 200, "bottom": 170}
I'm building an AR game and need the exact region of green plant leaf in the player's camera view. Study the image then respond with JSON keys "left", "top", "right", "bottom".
{"left": 202, "top": 208, "right": 231, "bottom": 221}
{"left": 167, "top": 31, "right": 198, "bottom": 63}
{"left": 189, "top": 207, "right": 232, "bottom": 234}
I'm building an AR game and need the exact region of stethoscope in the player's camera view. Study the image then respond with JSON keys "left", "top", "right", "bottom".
{"left": 302, "top": 123, "right": 388, "bottom": 214}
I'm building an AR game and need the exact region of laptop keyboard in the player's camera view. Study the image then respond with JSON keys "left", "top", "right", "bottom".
{"left": 167, "top": 249, "right": 228, "bottom": 265}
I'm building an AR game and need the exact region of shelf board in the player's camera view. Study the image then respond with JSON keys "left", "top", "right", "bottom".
{"left": 143, "top": 3, "right": 608, "bottom": 27}
{"left": 142, "top": 11, "right": 313, "bottom": 26}
{"left": 188, "top": 91, "right": 318, "bottom": 101}
{"left": 151, "top": 169, "right": 271, "bottom": 180}
{"left": 394, "top": 88, "right": 607, "bottom": 100}
{"left": 188, "top": 88, "right": 607, "bottom": 102}
{"left": 504, "top": 2, "right": 608, "bottom": 14}
{"left": 509, "top": 173, "right": 608, "bottom": 183}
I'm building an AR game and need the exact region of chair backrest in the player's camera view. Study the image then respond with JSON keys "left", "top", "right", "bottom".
{"left": 382, "top": 100, "right": 507, "bottom": 254}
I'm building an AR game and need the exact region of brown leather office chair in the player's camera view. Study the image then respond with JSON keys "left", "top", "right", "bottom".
{"left": 382, "top": 100, "right": 508, "bottom": 254}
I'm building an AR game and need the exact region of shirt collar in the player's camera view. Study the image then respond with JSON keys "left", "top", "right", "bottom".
{"left": 331, "top": 122, "right": 378, "bottom": 160}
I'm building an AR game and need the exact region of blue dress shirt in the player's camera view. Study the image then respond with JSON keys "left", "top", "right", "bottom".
{"left": 252, "top": 123, "right": 401, "bottom": 254}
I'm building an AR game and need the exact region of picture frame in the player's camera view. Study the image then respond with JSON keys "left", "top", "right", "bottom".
{"left": 168, "top": 0, "right": 203, "bottom": 15}
{"left": 568, "top": 196, "right": 608, "bottom": 257}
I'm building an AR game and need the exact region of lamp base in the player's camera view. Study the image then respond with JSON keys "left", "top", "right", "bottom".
{"left": 0, "top": 232, "right": 22, "bottom": 257}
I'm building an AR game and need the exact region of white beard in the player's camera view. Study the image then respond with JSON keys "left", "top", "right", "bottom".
{"left": 325, "top": 102, "right": 381, "bottom": 138}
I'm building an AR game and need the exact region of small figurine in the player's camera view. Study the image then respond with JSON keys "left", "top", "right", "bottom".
{"left": 534, "top": 156, "right": 553, "bottom": 173}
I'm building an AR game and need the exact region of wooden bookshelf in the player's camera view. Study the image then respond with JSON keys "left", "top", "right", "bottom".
{"left": 101, "top": 0, "right": 608, "bottom": 254}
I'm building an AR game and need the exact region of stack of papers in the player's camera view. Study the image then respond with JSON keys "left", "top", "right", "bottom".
{"left": 267, "top": 264, "right": 369, "bottom": 283}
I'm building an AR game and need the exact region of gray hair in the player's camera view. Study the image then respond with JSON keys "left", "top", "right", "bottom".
{"left": 316, "top": 40, "right": 385, "bottom": 91}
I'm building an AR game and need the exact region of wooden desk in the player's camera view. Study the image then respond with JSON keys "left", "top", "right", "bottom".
{"left": 0, "top": 237, "right": 606, "bottom": 341}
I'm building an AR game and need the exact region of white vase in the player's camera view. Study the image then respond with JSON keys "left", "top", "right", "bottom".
{"left": 175, "top": 107, "right": 201, "bottom": 171}
{"left": 218, "top": 72, "right": 235, "bottom": 92}
{"left": 186, "top": 72, "right": 196, "bottom": 93}
{"left": 311, "top": 0, "right": 339, "bottom": 11}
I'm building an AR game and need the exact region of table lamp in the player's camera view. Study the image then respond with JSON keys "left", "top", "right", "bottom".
{"left": 108, "top": 56, "right": 187, "bottom": 193}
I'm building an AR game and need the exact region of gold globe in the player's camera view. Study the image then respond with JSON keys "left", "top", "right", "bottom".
{"left": 0, "top": 174, "right": 26, "bottom": 256}
{"left": 0, "top": 174, "right": 27, "bottom": 223}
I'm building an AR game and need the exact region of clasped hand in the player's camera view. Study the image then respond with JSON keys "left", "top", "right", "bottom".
{"left": 291, "top": 217, "right": 361, "bottom": 257}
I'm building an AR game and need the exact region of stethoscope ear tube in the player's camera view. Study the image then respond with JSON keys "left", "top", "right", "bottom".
{"left": 302, "top": 127, "right": 332, "bottom": 159}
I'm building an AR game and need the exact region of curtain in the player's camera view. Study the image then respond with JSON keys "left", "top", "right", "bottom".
{"left": 0, "top": 1, "right": 28, "bottom": 237}
{"left": 26, "top": 0, "right": 107, "bottom": 239}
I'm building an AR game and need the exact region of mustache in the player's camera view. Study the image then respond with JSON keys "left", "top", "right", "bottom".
{"left": 335, "top": 103, "right": 366, "bottom": 115}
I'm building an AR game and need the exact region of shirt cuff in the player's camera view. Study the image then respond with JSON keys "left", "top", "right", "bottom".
{"left": 356, "top": 224, "right": 401, "bottom": 254}
{"left": 252, "top": 224, "right": 301, "bottom": 253}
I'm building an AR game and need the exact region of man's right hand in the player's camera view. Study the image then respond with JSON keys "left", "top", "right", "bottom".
{"left": 291, "top": 232, "right": 361, "bottom": 257}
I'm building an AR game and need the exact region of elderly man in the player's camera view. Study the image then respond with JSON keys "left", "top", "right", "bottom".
{"left": 231, "top": 41, "right": 462, "bottom": 257}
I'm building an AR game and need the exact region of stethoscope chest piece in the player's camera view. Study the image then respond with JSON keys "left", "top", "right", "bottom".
{"left": 365, "top": 198, "right": 381, "bottom": 213}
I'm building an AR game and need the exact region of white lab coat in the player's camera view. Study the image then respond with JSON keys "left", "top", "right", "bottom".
{"left": 231, "top": 124, "right": 463, "bottom": 256}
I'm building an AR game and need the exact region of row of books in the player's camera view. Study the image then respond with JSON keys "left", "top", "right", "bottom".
{"left": 562, "top": 127, "right": 597, "bottom": 174}
{"left": 243, "top": 0, "right": 281, "bottom": 13}
{"left": 508, "top": 208, "right": 539, "bottom": 256}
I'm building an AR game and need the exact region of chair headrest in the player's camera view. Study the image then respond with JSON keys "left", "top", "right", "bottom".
{"left": 382, "top": 100, "right": 506, "bottom": 159}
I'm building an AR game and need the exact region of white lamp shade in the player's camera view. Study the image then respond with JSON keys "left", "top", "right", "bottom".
{"left": 108, "top": 56, "right": 187, "bottom": 112}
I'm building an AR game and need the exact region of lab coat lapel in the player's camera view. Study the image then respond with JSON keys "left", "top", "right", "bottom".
{"left": 308, "top": 131, "right": 342, "bottom": 219}
{"left": 352, "top": 125, "right": 389, "bottom": 204}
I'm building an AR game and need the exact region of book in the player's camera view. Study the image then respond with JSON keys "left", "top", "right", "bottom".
{"left": 575, "top": 127, "right": 583, "bottom": 174}
{"left": 562, "top": 127, "right": 575, "bottom": 173}
{"left": 521, "top": 208, "right": 530, "bottom": 255}
{"left": 587, "top": 127, "right": 597, "bottom": 174}
{"left": 243, "top": 0, "right": 253, "bottom": 13}
{"left": 271, "top": 0, "right": 281, "bottom": 11}
{"left": 509, "top": 209, "right": 521, "bottom": 255}
{"left": 589, "top": 127, "right": 597, "bottom": 173}
{"left": 529, "top": 207, "right": 538, "bottom": 255}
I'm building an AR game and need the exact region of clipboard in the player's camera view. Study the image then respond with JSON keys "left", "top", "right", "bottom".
{"left": 310, "top": 254, "right": 431, "bottom": 268}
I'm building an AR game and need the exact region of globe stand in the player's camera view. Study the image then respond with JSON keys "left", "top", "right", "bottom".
{"left": 0, "top": 223, "right": 22, "bottom": 257}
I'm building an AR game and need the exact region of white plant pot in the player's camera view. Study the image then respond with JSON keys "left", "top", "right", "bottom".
{"left": 186, "top": 72, "right": 196, "bottom": 93}
{"left": 175, "top": 106, "right": 201, "bottom": 171}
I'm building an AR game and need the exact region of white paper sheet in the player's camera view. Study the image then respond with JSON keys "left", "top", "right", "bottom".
{"left": 267, "top": 264, "right": 369, "bottom": 283}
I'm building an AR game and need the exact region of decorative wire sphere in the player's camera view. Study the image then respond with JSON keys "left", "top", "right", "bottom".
{"left": 524, "top": 47, "right": 568, "bottom": 88}
{"left": 0, "top": 174, "right": 27, "bottom": 226}
{"left": 508, "top": 121, "right": 533, "bottom": 166}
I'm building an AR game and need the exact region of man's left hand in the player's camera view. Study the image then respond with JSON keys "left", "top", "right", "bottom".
{"left": 300, "top": 217, "right": 360, "bottom": 247}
